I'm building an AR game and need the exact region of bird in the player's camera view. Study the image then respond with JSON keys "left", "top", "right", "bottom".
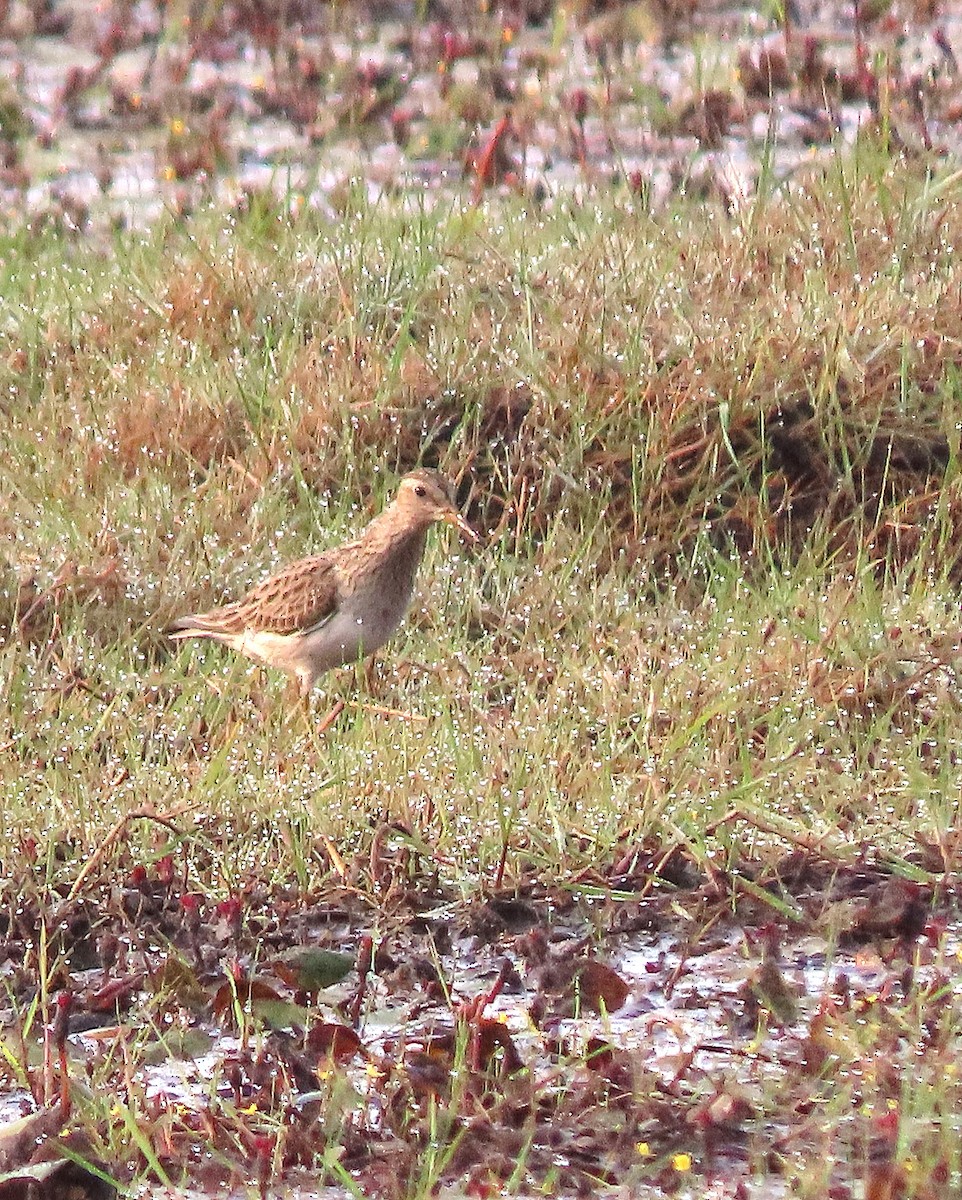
{"left": 168, "top": 468, "right": 477, "bottom": 698}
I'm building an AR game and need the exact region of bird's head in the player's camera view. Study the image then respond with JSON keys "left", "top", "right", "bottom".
{"left": 396, "top": 469, "right": 478, "bottom": 542}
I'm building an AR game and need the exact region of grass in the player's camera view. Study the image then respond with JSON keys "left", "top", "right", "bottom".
{"left": 9, "top": 159, "right": 962, "bottom": 876}
{"left": 3, "top": 150, "right": 962, "bottom": 1194}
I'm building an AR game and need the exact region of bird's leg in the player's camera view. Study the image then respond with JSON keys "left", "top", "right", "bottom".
{"left": 278, "top": 677, "right": 308, "bottom": 732}
{"left": 316, "top": 699, "right": 345, "bottom": 734}
{"left": 299, "top": 670, "right": 346, "bottom": 732}
{"left": 362, "top": 654, "right": 380, "bottom": 696}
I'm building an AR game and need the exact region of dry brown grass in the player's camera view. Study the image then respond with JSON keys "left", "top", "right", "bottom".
{"left": 7, "top": 166, "right": 962, "bottom": 614}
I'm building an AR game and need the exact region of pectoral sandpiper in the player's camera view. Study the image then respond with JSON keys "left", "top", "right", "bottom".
{"left": 168, "top": 469, "right": 477, "bottom": 698}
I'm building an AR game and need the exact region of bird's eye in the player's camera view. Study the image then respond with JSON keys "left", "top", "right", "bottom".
{"left": 414, "top": 485, "right": 427, "bottom": 498}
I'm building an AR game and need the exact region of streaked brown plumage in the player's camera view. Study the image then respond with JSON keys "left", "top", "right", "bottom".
{"left": 168, "top": 469, "right": 477, "bottom": 696}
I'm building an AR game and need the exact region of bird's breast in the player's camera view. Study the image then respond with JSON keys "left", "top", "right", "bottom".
{"left": 297, "top": 581, "right": 414, "bottom": 671}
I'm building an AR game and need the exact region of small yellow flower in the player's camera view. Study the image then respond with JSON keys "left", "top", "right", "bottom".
{"left": 169, "top": 117, "right": 186, "bottom": 137}
{"left": 636, "top": 1141, "right": 652, "bottom": 1158}
{"left": 672, "top": 1152, "right": 692, "bottom": 1172}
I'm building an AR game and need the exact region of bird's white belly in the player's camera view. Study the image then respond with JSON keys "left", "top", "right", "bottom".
{"left": 301, "top": 584, "right": 412, "bottom": 672}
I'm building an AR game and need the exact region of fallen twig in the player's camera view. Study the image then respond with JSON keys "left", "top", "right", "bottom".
{"left": 63, "top": 807, "right": 187, "bottom": 908}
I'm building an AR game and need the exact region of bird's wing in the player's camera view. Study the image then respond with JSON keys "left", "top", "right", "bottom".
{"left": 179, "top": 554, "right": 341, "bottom": 637}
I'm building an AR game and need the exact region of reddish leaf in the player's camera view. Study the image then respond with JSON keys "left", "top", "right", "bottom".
{"left": 575, "top": 960, "right": 629, "bottom": 1014}
{"left": 472, "top": 1017, "right": 524, "bottom": 1074}
{"left": 853, "top": 880, "right": 928, "bottom": 941}
{"left": 84, "top": 974, "right": 143, "bottom": 1014}
{"left": 307, "top": 1022, "right": 363, "bottom": 1064}
{"left": 212, "top": 977, "right": 284, "bottom": 1020}
{"left": 584, "top": 1036, "right": 616, "bottom": 1070}
{"left": 468, "top": 113, "right": 513, "bottom": 201}
{"left": 404, "top": 1050, "right": 450, "bottom": 1100}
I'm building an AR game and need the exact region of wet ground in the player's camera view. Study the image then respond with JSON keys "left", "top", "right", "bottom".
{"left": 0, "top": 843, "right": 954, "bottom": 1197}
{"left": 2, "top": 0, "right": 962, "bottom": 231}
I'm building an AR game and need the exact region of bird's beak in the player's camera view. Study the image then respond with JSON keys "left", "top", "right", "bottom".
{"left": 445, "top": 510, "right": 480, "bottom": 543}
